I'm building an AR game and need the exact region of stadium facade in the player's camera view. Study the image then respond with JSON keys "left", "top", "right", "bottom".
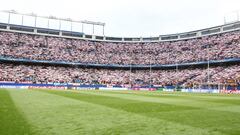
{"left": 0, "top": 20, "right": 240, "bottom": 42}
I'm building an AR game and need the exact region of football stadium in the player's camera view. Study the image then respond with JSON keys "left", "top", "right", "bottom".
{"left": 0, "top": 0, "right": 240, "bottom": 134}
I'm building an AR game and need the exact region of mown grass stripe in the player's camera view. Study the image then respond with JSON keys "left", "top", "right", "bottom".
{"left": 0, "top": 89, "right": 33, "bottom": 135}
{"left": 97, "top": 90, "right": 240, "bottom": 101}
{"left": 77, "top": 90, "right": 240, "bottom": 108}
{"left": 72, "top": 90, "right": 229, "bottom": 109}
{"left": 12, "top": 89, "right": 223, "bottom": 135}
{"left": 43, "top": 90, "right": 240, "bottom": 135}
{"left": 44, "top": 90, "right": 198, "bottom": 112}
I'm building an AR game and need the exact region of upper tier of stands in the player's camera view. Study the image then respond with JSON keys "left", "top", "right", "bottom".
{"left": 0, "top": 30, "right": 239, "bottom": 65}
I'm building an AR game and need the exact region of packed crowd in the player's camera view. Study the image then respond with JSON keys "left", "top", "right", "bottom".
{"left": 0, "top": 63, "right": 239, "bottom": 86}
{"left": 0, "top": 30, "right": 240, "bottom": 65}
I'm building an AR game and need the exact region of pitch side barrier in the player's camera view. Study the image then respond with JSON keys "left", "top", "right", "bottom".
{"left": 154, "top": 86, "right": 240, "bottom": 93}
{"left": 0, "top": 82, "right": 120, "bottom": 90}
{"left": 181, "top": 89, "right": 220, "bottom": 93}
{"left": 0, "top": 82, "right": 160, "bottom": 91}
{"left": 1, "top": 83, "right": 239, "bottom": 93}
{"left": 182, "top": 89, "right": 240, "bottom": 94}
{"left": 0, "top": 82, "right": 113, "bottom": 90}
{"left": 0, "top": 82, "right": 67, "bottom": 89}
{"left": 220, "top": 90, "right": 240, "bottom": 94}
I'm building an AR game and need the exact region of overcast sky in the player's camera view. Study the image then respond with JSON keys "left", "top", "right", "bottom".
{"left": 0, "top": 0, "right": 239, "bottom": 37}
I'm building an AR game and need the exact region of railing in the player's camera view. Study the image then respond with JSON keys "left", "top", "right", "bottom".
{"left": 0, "top": 21, "right": 240, "bottom": 42}
{"left": 1, "top": 56, "right": 239, "bottom": 69}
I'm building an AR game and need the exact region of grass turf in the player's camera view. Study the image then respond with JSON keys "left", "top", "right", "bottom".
{"left": 0, "top": 89, "right": 33, "bottom": 135}
{"left": 1, "top": 89, "right": 240, "bottom": 135}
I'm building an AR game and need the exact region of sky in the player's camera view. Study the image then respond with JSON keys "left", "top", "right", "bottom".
{"left": 0, "top": 0, "right": 239, "bottom": 37}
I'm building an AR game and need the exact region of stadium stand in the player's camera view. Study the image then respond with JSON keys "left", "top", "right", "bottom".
{"left": 0, "top": 63, "right": 239, "bottom": 87}
{"left": 0, "top": 24, "right": 239, "bottom": 89}
{"left": 0, "top": 30, "right": 239, "bottom": 65}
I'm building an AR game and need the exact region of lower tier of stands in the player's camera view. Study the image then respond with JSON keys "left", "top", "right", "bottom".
{"left": 0, "top": 63, "right": 239, "bottom": 88}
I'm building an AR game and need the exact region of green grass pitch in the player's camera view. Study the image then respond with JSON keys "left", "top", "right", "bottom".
{"left": 1, "top": 88, "right": 240, "bottom": 135}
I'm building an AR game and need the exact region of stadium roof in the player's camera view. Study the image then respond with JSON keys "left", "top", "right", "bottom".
{"left": 0, "top": 0, "right": 239, "bottom": 37}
